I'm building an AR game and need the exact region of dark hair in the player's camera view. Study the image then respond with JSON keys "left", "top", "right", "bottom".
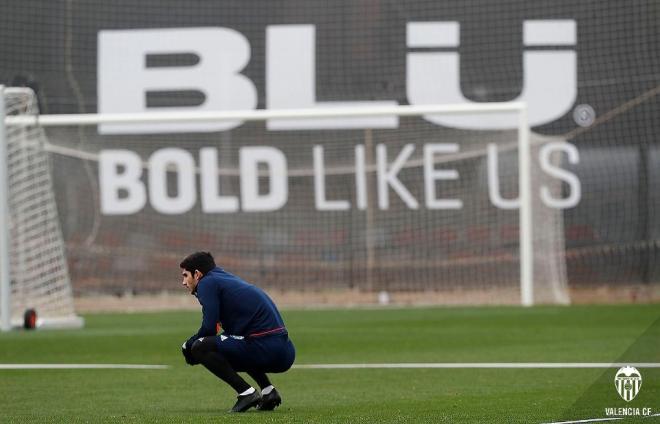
{"left": 180, "top": 252, "right": 216, "bottom": 276}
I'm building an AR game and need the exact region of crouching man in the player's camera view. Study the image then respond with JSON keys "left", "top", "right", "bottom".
{"left": 180, "top": 252, "right": 295, "bottom": 412}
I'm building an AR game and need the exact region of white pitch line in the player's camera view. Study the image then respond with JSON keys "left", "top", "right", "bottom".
{"left": 293, "top": 363, "right": 660, "bottom": 369}
{"left": 0, "top": 364, "right": 169, "bottom": 370}
{"left": 539, "top": 418, "right": 623, "bottom": 424}
{"left": 540, "top": 415, "right": 660, "bottom": 424}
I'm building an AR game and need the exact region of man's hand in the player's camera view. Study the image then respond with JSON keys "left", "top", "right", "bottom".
{"left": 181, "top": 340, "right": 198, "bottom": 365}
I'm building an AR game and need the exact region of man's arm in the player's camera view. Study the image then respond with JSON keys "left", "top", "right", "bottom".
{"left": 184, "top": 280, "right": 220, "bottom": 348}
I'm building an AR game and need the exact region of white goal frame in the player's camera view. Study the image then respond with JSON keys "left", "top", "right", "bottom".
{"left": 0, "top": 86, "right": 533, "bottom": 329}
{"left": 0, "top": 86, "right": 10, "bottom": 330}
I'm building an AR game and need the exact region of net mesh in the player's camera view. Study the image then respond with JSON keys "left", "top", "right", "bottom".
{"left": 10, "top": 102, "right": 569, "bottom": 305}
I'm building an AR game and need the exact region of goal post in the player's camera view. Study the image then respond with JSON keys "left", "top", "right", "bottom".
{"left": 2, "top": 91, "right": 570, "bottom": 308}
{"left": 518, "top": 106, "right": 533, "bottom": 306}
{"left": 0, "top": 86, "right": 10, "bottom": 331}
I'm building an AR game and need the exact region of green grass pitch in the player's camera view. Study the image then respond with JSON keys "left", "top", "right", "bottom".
{"left": 0, "top": 304, "right": 658, "bottom": 423}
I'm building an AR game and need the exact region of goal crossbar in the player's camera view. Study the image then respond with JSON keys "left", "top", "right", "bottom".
{"left": 4, "top": 102, "right": 526, "bottom": 127}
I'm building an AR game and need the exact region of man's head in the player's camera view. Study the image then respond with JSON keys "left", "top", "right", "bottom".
{"left": 180, "top": 251, "right": 216, "bottom": 294}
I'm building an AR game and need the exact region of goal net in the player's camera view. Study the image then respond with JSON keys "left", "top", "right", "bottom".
{"left": 2, "top": 89, "right": 571, "bottom": 306}
{"left": 0, "top": 88, "right": 83, "bottom": 329}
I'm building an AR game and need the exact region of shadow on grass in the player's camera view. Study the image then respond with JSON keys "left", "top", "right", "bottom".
{"left": 556, "top": 315, "right": 660, "bottom": 423}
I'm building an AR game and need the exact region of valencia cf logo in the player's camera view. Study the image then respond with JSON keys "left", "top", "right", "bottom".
{"left": 614, "top": 366, "right": 642, "bottom": 402}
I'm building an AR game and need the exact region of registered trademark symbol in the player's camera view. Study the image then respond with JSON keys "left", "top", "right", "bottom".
{"left": 573, "top": 104, "right": 596, "bottom": 127}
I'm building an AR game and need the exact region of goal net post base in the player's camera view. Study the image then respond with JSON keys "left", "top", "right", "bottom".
{"left": 10, "top": 315, "right": 85, "bottom": 330}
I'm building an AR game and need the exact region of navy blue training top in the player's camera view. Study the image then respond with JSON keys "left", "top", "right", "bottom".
{"left": 186, "top": 267, "right": 286, "bottom": 347}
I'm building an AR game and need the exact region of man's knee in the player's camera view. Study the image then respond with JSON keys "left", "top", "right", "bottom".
{"left": 191, "top": 337, "right": 218, "bottom": 362}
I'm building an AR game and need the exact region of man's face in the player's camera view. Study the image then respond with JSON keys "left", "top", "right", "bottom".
{"left": 181, "top": 268, "right": 201, "bottom": 294}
